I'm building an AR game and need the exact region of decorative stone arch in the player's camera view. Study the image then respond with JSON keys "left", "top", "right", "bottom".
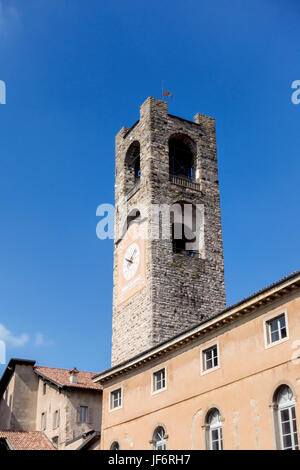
{"left": 168, "top": 133, "right": 197, "bottom": 180}
{"left": 270, "top": 383, "right": 298, "bottom": 450}
{"left": 270, "top": 381, "right": 297, "bottom": 407}
{"left": 149, "top": 423, "right": 168, "bottom": 450}
{"left": 109, "top": 439, "right": 121, "bottom": 450}
{"left": 202, "top": 406, "right": 224, "bottom": 450}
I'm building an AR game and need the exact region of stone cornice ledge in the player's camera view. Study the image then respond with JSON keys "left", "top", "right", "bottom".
{"left": 93, "top": 271, "right": 300, "bottom": 385}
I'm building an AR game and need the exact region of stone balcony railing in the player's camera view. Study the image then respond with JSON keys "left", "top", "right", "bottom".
{"left": 169, "top": 175, "right": 201, "bottom": 192}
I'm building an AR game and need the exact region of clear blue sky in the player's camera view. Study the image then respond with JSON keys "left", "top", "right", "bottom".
{"left": 0, "top": 0, "right": 299, "bottom": 375}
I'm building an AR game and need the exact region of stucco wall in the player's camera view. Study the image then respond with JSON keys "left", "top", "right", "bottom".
{"left": 101, "top": 292, "right": 300, "bottom": 450}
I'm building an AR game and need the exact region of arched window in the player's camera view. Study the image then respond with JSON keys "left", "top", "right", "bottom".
{"left": 206, "top": 408, "right": 223, "bottom": 450}
{"left": 125, "top": 141, "right": 140, "bottom": 192}
{"left": 169, "top": 134, "right": 195, "bottom": 180}
{"left": 275, "top": 385, "right": 298, "bottom": 450}
{"left": 171, "top": 202, "right": 197, "bottom": 256}
{"left": 121, "top": 208, "right": 141, "bottom": 237}
{"left": 152, "top": 426, "right": 167, "bottom": 450}
{"left": 110, "top": 441, "right": 120, "bottom": 450}
{"left": 127, "top": 208, "right": 141, "bottom": 229}
{"left": 172, "top": 223, "right": 196, "bottom": 255}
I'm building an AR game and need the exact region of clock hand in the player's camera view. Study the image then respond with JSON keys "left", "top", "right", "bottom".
{"left": 125, "top": 258, "right": 133, "bottom": 264}
{"left": 129, "top": 249, "right": 137, "bottom": 262}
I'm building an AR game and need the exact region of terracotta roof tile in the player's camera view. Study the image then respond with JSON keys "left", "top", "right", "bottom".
{"left": 34, "top": 366, "right": 102, "bottom": 391}
{"left": 0, "top": 431, "right": 55, "bottom": 450}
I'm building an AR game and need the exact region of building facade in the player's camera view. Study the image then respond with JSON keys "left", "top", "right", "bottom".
{"left": 0, "top": 360, "right": 102, "bottom": 450}
{"left": 96, "top": 271, "right": 300, "bottom": 450}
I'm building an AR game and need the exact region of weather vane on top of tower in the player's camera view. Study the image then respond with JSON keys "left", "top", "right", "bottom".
{"left": 161, "top": 81, "right": 174, "bottom": 99}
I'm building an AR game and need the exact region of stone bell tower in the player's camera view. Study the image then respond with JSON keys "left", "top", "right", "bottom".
{"left": 111, "top": 97, "right": 226, "bottom": 366}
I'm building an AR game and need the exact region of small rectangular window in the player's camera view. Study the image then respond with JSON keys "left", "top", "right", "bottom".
{"left": 110, "top": 388, "right": 122, "bottom": 410}
{"left": 153, "top": 368, "right": 166, "bottom": 393}
{"left": 266, "top": 314, "right": 287, "bottom": 345}
{"left": 43, "top": 383, "right": 47, "bottom": 395}
{"left": 79, "top": 406, "right": 88, "bottom": 423}
{"left": 203, "top": 345, "right": 218, "bottom": 371}
{"left": 41, "top": 412, "right": 47, "bottom": 431}
{"left": 53, "top": 410, "right": 60, "bottom": 429}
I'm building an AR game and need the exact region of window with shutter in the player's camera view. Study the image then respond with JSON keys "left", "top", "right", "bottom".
{"left": 79, "top": 406, "right": 88, "bottom": 423}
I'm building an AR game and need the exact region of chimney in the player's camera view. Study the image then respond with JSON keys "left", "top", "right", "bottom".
{"left": 69, "top": 367, "right": 79, "bottom": 384}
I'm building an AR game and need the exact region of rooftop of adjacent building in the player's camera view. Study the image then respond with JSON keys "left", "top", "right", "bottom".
{"left": 0, "top": 359, "right": 102, "bottom": 399}
{"left": 35, "top": 365, "right": 102, "bottom": 391}
{"left": 0, "top": 430, "right": 55, "bottom": 450}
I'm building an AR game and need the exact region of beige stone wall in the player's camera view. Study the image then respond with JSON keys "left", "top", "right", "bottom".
{"left": 0, "top": 371, "right": 16, "bottom": 430}
{"left": 102, "top": 292, "right": 300, "bottom": 450}
{"left": 0, "top": 365, "right": 38, "bottom": 431}
{"left": 0, "top": 365, "right": 102, "bottom": 450}
{"left": 35, "top": 378, "right": 102, "bottom": 449}
{"left": 112, "top": 97, "right": 226, "bottom": 365}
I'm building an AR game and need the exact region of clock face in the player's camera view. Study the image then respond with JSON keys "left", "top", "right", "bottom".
{"left": 116, "top": 222, "right": 146, "bottom": 306}
{"left": 122, "top": 242, "right": 140, "bottom": 281}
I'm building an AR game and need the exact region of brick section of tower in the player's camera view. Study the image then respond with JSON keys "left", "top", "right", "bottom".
{"left": 111, "top": 97, "right": 226, "bottom": 366}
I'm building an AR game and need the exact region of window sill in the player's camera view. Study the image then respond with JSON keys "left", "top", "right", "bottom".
{"left": 109, "top": 405, "right": 122, "bottom": 413}
{"left": 265, "top": 335, "right": 289, "bottom": 350}
{"left": 151, "top": 386, "right": 167, "bottom": 396}
{"left": 201, "top": 365, "right": 220, "bottom": 376}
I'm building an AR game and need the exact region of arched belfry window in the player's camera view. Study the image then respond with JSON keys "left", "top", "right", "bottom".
{"left": 169, "top": 134, "right": 196, "bottom": 180}
{"left": 152, "top": 426, "right": 167, "bottom": 450}
{"left": 125, "top": 141, "right": 140, "bottom": 192}
{"left": 274, "top": 385, "right": 298, "bottom": 450}
{"left": 206, "top": 408, "right": 223, "bottom": 450}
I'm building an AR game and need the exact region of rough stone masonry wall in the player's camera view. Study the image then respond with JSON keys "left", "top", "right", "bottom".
{"left": 111, "top": 97, "right": 226, "bottom": 365}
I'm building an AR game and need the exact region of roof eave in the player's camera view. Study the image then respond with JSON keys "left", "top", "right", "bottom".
{"left": 94, "top": 270, "right": 300, "bottom": 384}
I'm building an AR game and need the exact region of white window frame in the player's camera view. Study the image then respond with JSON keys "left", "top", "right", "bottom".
{"left": 264, "top": 309, "right": 289, "bottom": 349}
{"left": 151, "top": 366, "right": 167, "bottom": 395}
{"left": 200, "top": 342, "right": 220, "bottom": 375}
{"left": 206, "top": 409, "right": 223, "bottom": 450}
{"left": 274, "top": 385, "right": 298, "bottom": 450}
{"left": 152, "top": 426, "right": 167, "bottom": 450}
{"left": 209, "top": 422, "right": 223, "bottom": 450}
{"left": 109, "top": 386, "right": 123, "bottom": 412}
{"left": 278, "top": 402, "right": 298, "bottom": 450}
